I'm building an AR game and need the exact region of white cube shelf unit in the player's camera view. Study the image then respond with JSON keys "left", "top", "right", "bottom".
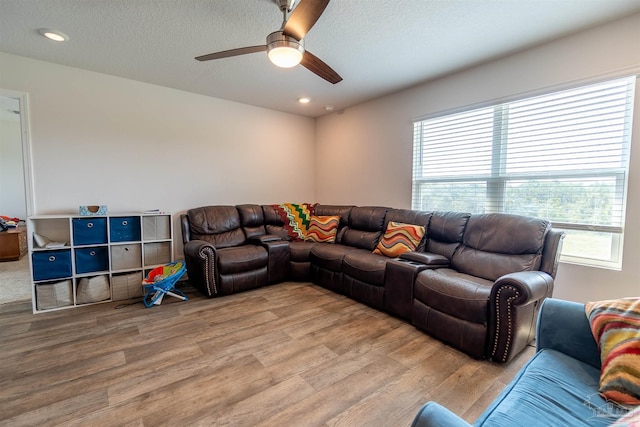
{"left": 28, "top": 212, "right": 173, "bottom": 313}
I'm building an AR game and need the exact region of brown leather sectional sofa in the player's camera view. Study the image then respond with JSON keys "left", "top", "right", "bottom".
{"left": 180, "top": 204, "right": 564, "bottom": 363}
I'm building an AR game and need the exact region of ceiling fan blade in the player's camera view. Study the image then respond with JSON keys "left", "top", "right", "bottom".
{"left": 282, "top": 0, "right": 330, "bottom": 41}
{"left": 195, "top": 45, "right": 267, "bottom": 62}
{"left": 301, "top": 51, "right": 342, "bottom": 84}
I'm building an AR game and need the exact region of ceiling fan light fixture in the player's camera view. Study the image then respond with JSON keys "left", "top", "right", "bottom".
{"left": 195, "top": 1, "right": 342, "bottom": 84}
{"left": 268, "top": 47, "right": 303, "bottom": 68}
{"left": 267, "top": 31, "right": 304, "bottom": 68}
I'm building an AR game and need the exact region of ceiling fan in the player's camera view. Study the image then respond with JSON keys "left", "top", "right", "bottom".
{"left": 195, "top": 0, "right": 342, "bottom": 84}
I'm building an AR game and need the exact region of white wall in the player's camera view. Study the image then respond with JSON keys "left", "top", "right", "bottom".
{"left": 0, "top": 52, "right": 316, "bottom": 254}
{"left": 2, "top": 14, "right": 640, "bottom": 303}
{"left": 0, "top": 115, "right": 26, "bottom": 219}
{"left": 316, "top": 13, "right": 640, "bottom": 303}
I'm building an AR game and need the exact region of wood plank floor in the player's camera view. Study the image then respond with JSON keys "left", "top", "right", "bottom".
{"left": 0, "top": 282, "right": 535, "bottom": 426}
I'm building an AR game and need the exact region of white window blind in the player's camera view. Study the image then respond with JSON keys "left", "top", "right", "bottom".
{"left": 412, "top": 76, "right": 636, "bottom": 268}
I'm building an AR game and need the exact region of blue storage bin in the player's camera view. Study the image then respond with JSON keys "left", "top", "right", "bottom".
{"left": 109, "top": 216, "right": 141, "bottom": 242}
{"left": 75, "top": 246, "right": 109, "bottom": 274}
{"left": 32, "top": 250, "right": 72, "bottom": 281}
{"left": 73, "top": 218, "right": 107, "bottom": 245}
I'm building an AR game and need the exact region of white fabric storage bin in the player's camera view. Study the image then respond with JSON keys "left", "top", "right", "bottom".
{"left": 143, "top": 216, "right": 171, "bottom": 241}
{"left": 36, "top": 280, "right": 73, "bottom": 310}
{"left": 76, "top": 275, "right": 110, "bottom": 304}
{"left": 111, "top": 244, "right": 142, "bottom": 271}
{"left": 111, "top": 271, "right": 143, "bottom": 300}
{"left": 143, "top": 242, "right": 171, "bottom": 266}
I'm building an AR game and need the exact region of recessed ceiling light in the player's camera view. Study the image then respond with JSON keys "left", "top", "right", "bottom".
{"left": 38, "top": 28, "right": 69, "bottom": 42}
{"left": 325, "top": 105, "right": 335, "bottom": 112}
{"left": 298, "top": 97, "right": 311, "bottom": 104}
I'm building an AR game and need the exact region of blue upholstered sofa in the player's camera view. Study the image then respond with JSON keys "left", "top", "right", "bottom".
{"left": 411, "top": 298, "right": 636, "bottom": 426}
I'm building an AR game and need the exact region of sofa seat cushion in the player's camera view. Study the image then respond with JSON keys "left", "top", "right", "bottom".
{"left": 310, "top": 244, "right": 362, "bottom": 272}
{"left": 342, "top": 252, "right": 389, "bottom": 286}
{"left": 289, "top": 241, "right": 316, "bottom": 262}
{"left": 216, "top": 245, "right": 268, "bottom": 274}
{"left": 414, "top": 268, "right": 492, "bottom": 324}
{"left": 475, "top": 349, "right": 605, "bottom": 427}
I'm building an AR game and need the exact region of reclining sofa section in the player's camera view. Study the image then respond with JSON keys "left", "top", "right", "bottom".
{"left": 181, "top": 204, "right": 564, "bottom": 363}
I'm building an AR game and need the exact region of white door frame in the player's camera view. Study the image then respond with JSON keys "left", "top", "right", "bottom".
{"left": 0, "top": 88, "right": 35, "bottom": 216}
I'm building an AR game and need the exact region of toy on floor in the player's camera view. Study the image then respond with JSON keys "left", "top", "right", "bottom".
{"left": 142, "top": 261, "right": 188, "bottom": 307}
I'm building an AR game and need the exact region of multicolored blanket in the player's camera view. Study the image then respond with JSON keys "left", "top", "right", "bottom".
{"left": 585, "top": 298, "right": 640, "bottom": 405}
{"left": 271, "top": 203, "right": 316, "bottom": 241}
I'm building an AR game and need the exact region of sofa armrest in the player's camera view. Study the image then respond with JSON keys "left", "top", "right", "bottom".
{"left": 536, "top": 298, "right": 600, "bottom": 369}
{"left": 400, "top": 251, "right": 450, "bottom": 268}
{"left": 384, "top": 258, "right": 428, "bottom": 320}
{"left": 488, "top": 271, "right": 554, "bottom": 362}
{"left": 180, "top": 214, "right": 191, "bottom": 245}
{"left": 493, "top": 271, "right": 553, "bottom": 303}
{"left": 245, "top": 235, "right": 290, "bottom": 283}
{"left": 184, "top": 239, "right": 217, "bottom": 258}
{"left": 248, "top": 234, "right": 285, "bottom": 244}
{"left": 263, "top": 240, "right": 291, "bottom": 283}
{"left": 411, "top": 402, "right": 472, "bottom": 427}
{"left": 183, "top": 240, "right": 218, "bottom": 297}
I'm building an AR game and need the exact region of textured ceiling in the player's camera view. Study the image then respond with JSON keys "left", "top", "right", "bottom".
{"left": 1, "top": 0, "right": 640, "bottom": 117}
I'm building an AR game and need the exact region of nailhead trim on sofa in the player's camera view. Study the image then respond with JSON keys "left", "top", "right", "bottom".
{"left": 491, "top": 285, "right": 519, "bottom": 363}
{"left": 200, "top": 246, "right": 216, "bottom": 296}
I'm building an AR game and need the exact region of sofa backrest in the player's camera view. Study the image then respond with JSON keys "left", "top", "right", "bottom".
{"left": 262, "top": 205, "right": 289, "bottom": 240}
{"left": 262, "top": 204, "right": 314, "bottom": 241}
{"left": 384, "top": 209, "right": 432, "bottom": 251}
{"left": 451, "top": 213, "right": 550, "bottom": 281}
{"left": 540, "top": 229, "right": 564, "bottom": 279}
{"left": 341, "top": 206, "right": 389, "bottom": 251}
{"left": 236, "top": 204, "right": 266, "bottom": 239}
{"left": 315, "top": 204, "right": 354, "bottom": 243}
{"left": 186, "top": 205, "right": 246, "bottom": 248}
{"left": 425, "top": 211, "right": 470, "bottom": 259}
{"left": 262, "top": 204, "right": 354, "bottom": 242}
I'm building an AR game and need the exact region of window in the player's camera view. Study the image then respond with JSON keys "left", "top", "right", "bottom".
{"left": 412, "top": 76, "right": 636, "bottom": 269}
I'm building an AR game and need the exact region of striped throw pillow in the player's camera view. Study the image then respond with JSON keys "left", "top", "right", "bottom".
{"left": 373, "top": 221, "right": 426, "bottom": 258}
{"left": 585, "top": 297, "right": 640, "bottom": 405}
{"left": 305, "top": 215, "right": 340, "bottom": 243}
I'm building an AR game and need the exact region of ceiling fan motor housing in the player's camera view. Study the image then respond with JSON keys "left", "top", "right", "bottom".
{"left": 266, "top": 31, "right": 305, "bottom": 67}
{"left": 275, "top": 0, "right": 296, "bottom": 12}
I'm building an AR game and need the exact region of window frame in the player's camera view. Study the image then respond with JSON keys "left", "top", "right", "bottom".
{"left": 411, "top": 76, "right": 636, "bottom": 270}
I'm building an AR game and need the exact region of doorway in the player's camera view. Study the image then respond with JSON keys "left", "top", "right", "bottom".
{"left": 0, "top": 90, "right": 35, "bottom": 304}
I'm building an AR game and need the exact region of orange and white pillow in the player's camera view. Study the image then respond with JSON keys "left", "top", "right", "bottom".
{"left": 305, "top": 215, "right": 340, "bottom": 243}
{"left": 373, "top": 221, "right": 426, "bottom": 257}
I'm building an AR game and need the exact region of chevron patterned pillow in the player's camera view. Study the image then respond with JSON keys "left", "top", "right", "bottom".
{"left": 271, "top": 203, "right": 316, "bottom": 241}
{"left": 586, "top": 297, "right": 640, "bottom": 405}
{"left": 373, "top": 221, "right": 426, "bottom": 258}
